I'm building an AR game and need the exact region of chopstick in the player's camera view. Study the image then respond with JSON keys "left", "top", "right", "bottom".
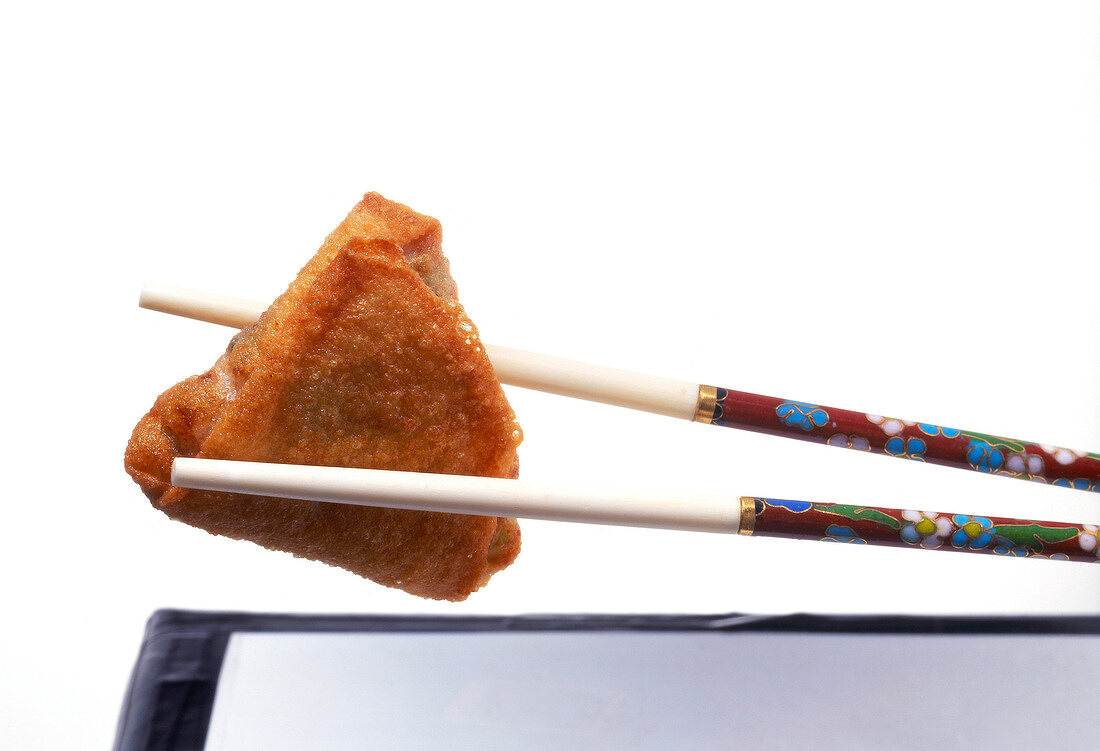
{"left": 141, "top": 282, "right": 1100, "bottom": 494}
{"left": 172, "top": 458, "right": 1100, "bottom": 563}
{"left": 140, "top": 282, "right": 697, "bottom": 418}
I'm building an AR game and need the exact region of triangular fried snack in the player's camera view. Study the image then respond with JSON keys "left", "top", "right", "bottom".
{"left": 125, "top": 194, "right": 522, "bottom": 600}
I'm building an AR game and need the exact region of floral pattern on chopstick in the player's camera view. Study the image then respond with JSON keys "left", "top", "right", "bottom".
{"left": 746, "top": 497, "right": 1098, "bottom": 562}
{"left": 899, "top": 511, "right": 952, "bottom": 549}
{"left": 701, "top": 386, "right": 1100, "bottom": 492}
{"left": 776, "top": 401, "right": 829, "bottom": 431}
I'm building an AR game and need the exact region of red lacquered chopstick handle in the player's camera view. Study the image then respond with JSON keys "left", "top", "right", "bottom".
{"left": 695, "top": 387, "right": 1100, "bottom": 493}
{"left": 739, "top": 497, "right": 1099, "bottom": 562}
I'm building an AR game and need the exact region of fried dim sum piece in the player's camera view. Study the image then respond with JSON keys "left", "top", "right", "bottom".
{"left": 125, "top": 194, "right": 523, "bottom": 601}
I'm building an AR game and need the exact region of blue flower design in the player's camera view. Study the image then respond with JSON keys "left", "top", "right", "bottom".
{"left": 899, "top": 510, "right": 951, "bottom": 549}
{"left": 965, "top": 440, "right": 1005, "bottom": 473}
{"left": 767, "top": 498, "right": 812, "bottom": 513}
{"left": 917, "top": 423, "right": 961, "bottom": 439}
{"left": 823, "top": 525, "right": 866, "bottom": 544}
{"left": 884, "top": 436, "right": 927, "bottom": 461}
{"left": 993, "top": 544, "right": 1030, "bottom": 558}
{"left": 1052, "top": 478, "right": 1092, "bottom": 491}
{"left": 776, "top": 401, "right": 829, "bottom": 431}
{"left": 951, "top": 515, "right": 994, "bottom": 550}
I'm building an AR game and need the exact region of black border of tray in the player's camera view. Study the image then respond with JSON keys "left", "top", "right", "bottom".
{"left": 113, "top": 609, "right": 1100, "bottom": 751}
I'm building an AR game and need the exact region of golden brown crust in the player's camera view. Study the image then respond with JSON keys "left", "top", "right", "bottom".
{"left": 299, "top": 191, "right": 454, "bottom": 299}
{"left": 124, "top": 195, "right": 522, "bottom": 601}
{"left": 223, "top": 192, "right": 455, "bottom": 392}
{"left": 124, "top": 369, "right": 232, "bottom": 502}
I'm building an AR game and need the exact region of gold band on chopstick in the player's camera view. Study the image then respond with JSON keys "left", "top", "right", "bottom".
{"left": 693, "top": 384, "right": 720, "bottom": 424}
{"left": 738, "top": 496, "right": 756, "bottom": 536}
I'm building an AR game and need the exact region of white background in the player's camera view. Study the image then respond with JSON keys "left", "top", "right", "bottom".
{"left": 2, "top": 1, "right": 1098, "bottom": 747}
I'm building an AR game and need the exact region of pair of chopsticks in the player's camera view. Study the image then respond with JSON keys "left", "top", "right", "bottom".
{"left": 144, "top": 283, "right": 1100, "bottom": 563}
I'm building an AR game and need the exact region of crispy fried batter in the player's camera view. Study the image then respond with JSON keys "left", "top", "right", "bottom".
{"left": 125, "top": 194, "right": 522, "bottom": 601}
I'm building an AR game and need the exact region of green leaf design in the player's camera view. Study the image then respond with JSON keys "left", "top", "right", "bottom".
{"left": 815, "top": 504, "right": 901, "bottom": 531}
{"left": 960, "top": 431, "right": 1028, "bottom": 455}
{"left": 994, "top": 524, "right": 1079, "bottom": 549}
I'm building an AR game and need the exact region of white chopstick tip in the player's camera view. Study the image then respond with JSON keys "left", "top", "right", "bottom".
{"left": 139, "top": 282, "right": 267, "bottom": 329}
{"left": 139, "top": 282, "right": 702, "bottom": 420}
{"left": 170, "top": 458, "right": 741, "bottom": 535}
{"left": 484, "top": 344, "right": 699, "bottom": 420}
{"left": 138, "top": 281, "right": 159, "bottom": 310}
